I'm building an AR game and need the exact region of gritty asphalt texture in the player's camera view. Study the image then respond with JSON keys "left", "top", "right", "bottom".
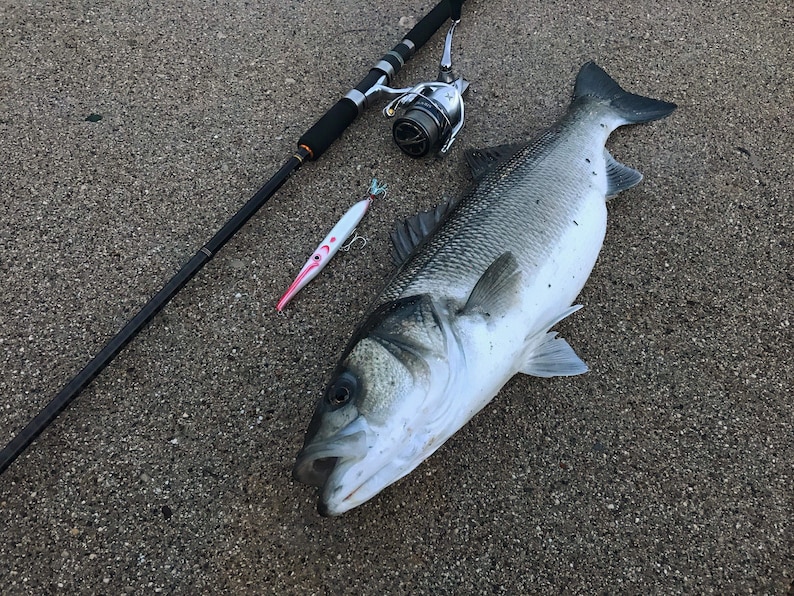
{"left": 1, "top": 0, "right": 792, "bottom": 593}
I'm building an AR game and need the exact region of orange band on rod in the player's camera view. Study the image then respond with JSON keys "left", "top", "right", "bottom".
{"left": 298, "top": 144, "right": 314, "bottom": 160}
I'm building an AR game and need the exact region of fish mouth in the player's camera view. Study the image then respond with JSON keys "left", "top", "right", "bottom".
{"left": 292, "top": 453, "right": 339, "bottom": 488}
{"left": 292, "top": 419, "right": 369, "bottom": 490}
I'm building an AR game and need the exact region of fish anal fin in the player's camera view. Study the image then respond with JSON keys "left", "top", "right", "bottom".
{"left": 604, "top": 149, "right": 643, "bottom": 199}
{"left": 520, "top": 332, "right": 589, "bottom": 378}
{"left": 460, "top": 252, "right": 522, "bottom": 318}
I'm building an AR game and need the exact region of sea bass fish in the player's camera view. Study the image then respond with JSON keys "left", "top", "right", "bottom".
{"left": 293, "top": 62, "right": 676, "bottom": 516}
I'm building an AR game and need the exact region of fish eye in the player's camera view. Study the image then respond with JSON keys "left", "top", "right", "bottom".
{"left": 326, "top": 371, "right": 358, "bottom": 407}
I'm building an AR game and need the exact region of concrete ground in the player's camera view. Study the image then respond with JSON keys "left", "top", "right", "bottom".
{"left": 1, "top": 0, "right": 791, "bottom": 593}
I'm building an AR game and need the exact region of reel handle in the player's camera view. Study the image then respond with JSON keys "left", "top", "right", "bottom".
{"left": 449, "top": 0, "right": 463, "bottom": 21}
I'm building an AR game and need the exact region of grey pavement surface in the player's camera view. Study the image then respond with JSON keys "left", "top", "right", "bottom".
{"left": 1, "top": 0, "right": 792, "bottom": 593}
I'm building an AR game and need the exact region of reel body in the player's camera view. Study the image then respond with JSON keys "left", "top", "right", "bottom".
{"left": 375, "top": 6, "right": 469, "bottom": 158}
{"left": 384, "top": 79, "right": 467, "bottom": 157}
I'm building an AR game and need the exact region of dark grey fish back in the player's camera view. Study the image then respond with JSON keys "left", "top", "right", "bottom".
{"left": 380, "top": 103, "right": 603, "bottom": 304}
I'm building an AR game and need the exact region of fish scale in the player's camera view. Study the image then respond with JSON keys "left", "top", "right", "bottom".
{"left": 384, "top": 107, "right": 613, "bottom": 306}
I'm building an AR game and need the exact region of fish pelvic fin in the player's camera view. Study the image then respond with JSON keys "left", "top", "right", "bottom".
{"left": 519, "top": 305, "right": 589, "bottom": 378}
{"left": 605, "top": 149, "right": 643, "bottom": 199}
{"left": 574, "top": 61, "right": 677, "bottom": 125}
{"left": 460, "top": 252, "right": 522, "bottom": 318}
{"left": 520, "top": 332, "right": 590, "bottom": 378}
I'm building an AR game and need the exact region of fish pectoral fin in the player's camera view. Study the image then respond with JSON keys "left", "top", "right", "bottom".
{"left": 605, "top": 149, "right": 643, "bottom": 199}
{"left": 464, "top": 143, "right": 526, "bottom": 182}
{"left": 390, "top": 199, "right": 456, "bottom": 266}
{"left": 460, "top": 252, "right": 522, "bottom": 318}
{"left": 519, "top": 332, "right": 589, "bottom": 378}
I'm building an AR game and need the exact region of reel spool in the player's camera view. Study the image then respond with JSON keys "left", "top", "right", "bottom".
{"left": 389, "top": 82, "right": 466, "bottom": 157}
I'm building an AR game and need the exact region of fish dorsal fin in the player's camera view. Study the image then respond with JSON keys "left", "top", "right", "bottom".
{"left": 604, "top": 149, "right": 643, "bottom": 199}
{"left": 460, "top": 252, "right": 522, "bottom": 317}
{"left": 390, "top": 199, "right": 456, "bottom": 266}
{"left": 464, "top": 143, "right": 525, "bottom": 182}
{"left": 520, "top": 305, "right": 589, "bottom": 378}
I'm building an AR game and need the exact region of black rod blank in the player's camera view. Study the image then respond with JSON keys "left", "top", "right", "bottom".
{"left": 0, "top": 153, "right": 305, "bottom": 475}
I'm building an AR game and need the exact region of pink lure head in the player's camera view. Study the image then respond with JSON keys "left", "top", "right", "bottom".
{"left": 276, "top": 241, "right": 336, "bottom": 311}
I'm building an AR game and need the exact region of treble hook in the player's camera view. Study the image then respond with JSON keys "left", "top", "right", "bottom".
{"left": 369, "top": 178, "right": 388, "bottom": 199}
{"left": 341, "top": 229, "right": 368, "bottom": 251}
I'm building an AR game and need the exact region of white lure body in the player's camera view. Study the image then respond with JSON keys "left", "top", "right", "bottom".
{"left": 277, "top": 180, "right": 386, "bottom": 311}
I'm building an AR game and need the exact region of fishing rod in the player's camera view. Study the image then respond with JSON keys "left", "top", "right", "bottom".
{"left": 0, "top": 0, "right": 467, "bottom": 475}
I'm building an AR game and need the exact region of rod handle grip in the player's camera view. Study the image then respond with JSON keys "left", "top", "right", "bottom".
{"left": 297, "top": 98, "right": 359, "bottom": 160}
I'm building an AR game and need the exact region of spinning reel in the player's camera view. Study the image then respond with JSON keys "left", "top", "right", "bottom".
{"left": 376, "top": 3, "right": 468, "bottom": 157}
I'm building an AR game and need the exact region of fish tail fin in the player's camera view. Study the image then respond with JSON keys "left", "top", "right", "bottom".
{"left": 573, "top": 61, "right": 677, "bottom": 124}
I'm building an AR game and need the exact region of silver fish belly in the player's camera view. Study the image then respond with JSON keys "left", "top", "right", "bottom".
{"left": 293, "top": 62, "right": 676, "bottom": 516}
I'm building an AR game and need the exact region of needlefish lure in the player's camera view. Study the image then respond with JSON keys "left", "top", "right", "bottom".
{"left": 276, "top": 179, "right": 387, "bottom": 311}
